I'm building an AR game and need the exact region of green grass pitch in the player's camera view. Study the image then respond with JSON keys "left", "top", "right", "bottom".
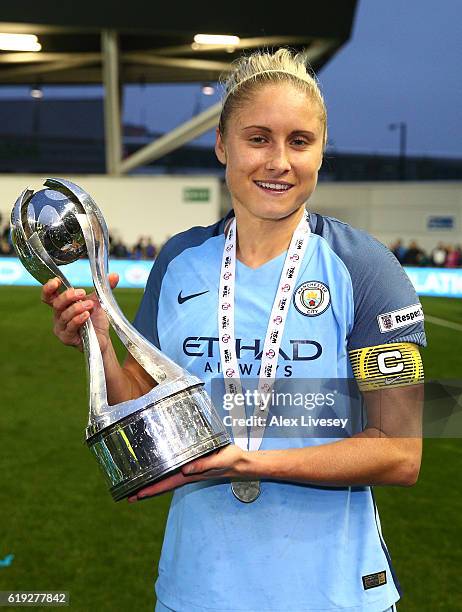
{"left": 0, "top": 288, "right": 460, "bottom": 611}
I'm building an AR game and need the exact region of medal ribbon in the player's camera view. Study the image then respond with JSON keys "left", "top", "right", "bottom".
{"left": 218, "top": 211, "right": 311, "bottom": 452}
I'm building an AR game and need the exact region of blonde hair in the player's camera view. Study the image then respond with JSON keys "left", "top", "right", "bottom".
{"left": 219, "top": 48, "right": 328, "bottom": 148}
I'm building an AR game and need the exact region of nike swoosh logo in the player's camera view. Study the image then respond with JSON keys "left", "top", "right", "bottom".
{"left": 178, "top": 290, "right": 209, "bottom": 304}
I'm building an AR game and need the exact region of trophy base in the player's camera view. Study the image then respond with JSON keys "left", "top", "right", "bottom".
{"left": 110, "top": 434, "right": 229, "bottom": 501}
{"left": 86, "top": 384, "right": 230, "bottom": 501}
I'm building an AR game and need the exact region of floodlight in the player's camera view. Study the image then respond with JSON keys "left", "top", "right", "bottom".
{"left": 0, "top": 33, "right": 41, "bottom": 52}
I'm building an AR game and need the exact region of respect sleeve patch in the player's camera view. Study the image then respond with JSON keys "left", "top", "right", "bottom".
{"left": 377, "top": 303, "right": 424, "bottom": 333}
{"left": 349, "top": 342, "right": 424, "bottom": 391}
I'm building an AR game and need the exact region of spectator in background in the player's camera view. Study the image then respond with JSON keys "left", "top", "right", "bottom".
{"left": 2, "top": 223, "right": 10, "bottom": 242}
{"left": 390, "top": 238, "right": 407, "bottom": 264}
{"left": 456, "top": 245, "right": 462, "bottom": 267}
{"left": 431, "top": 242, "right": 447, "bottom": 267}
{"left": 112, "top": 238, "right": 129, "bottom": 259}
{"left": 445, "top": 245, "right": 460, "bottom": 268}
{"left": 145, "top": 238, "right": 157, "bottom": 259}
{"left": 107, "top": 234, "right": 157, "bottom": 259}
{"left": 403, "top": 240, "right": 426, "bottom": 266}
{"left": 0, "top": 220, "right": 13, "bottom": 255}
{"left": 0, "top": 236, "right": 12, "bottom": 255}
{"left": 131, "top": 236, "right": 146, "bottom": 260}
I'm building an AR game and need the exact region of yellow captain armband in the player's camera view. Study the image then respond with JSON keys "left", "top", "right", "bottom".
{"left": 349, "top": 342, "right": 424, "bottom": 392}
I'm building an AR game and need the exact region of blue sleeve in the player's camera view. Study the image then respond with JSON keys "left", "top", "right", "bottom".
{"left": 315, "top": 215, "right": 427, "bottom": 350}
{"left": 133, "top": 258, "right": 161, "bottom": 349}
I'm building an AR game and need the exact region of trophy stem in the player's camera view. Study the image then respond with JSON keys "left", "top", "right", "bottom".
{"left": 20, "top": 230, "right": 110, "bottom": 420}
{"left": 80, "top": 319, "right": 111, "bottom": 422}
{"left": 76, "top": 213, "right": 185, "bottom": 384}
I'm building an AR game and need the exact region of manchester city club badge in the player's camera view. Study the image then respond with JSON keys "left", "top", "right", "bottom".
{"left": 293, "top": 281, "right": 331, "bottom": 316}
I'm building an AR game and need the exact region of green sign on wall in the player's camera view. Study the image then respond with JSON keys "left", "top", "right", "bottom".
{"left": 183, "top": 187, "right": 210, "bottom": 202}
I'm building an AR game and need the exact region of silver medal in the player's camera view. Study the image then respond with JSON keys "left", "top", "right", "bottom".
{"left": 231, "top": 480, "right": 261, "bottom": 503}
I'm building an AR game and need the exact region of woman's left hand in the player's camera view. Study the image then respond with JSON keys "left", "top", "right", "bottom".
{"left": 127, "top": 444, "right": 247, "bottom": 502}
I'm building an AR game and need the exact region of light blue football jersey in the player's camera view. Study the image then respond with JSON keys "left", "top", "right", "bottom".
{"left": 134, "top": 212, "right": 426, "bottom": 612}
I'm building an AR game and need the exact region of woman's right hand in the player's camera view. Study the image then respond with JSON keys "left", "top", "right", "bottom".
{"left": 41, "top": 273, "right": 119, "bottom": 354}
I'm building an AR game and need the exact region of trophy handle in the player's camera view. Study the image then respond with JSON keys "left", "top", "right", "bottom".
{"left": 45, "top": 178, "right": 185, "bottom": 384}
{"left": 27, "top": 233, "right": 110, "bottom": 420}
{"left": 11, "top": 187, "right": 109, "bottom": 419}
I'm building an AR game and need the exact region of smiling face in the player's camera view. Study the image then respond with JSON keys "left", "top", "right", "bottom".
{"left": 215, "top": 82, "right": 324, "bottom": 224}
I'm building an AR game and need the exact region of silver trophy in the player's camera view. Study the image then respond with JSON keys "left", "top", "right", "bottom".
{"left": 11, "top": 178, "right": 229, "bottom": 501}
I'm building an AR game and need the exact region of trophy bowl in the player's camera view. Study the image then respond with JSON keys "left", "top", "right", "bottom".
{"left": 11, "top": 179, "right": 230, "bottom": 501}
{"left": 25, "top": 188, "right": 87, "bottom": 264}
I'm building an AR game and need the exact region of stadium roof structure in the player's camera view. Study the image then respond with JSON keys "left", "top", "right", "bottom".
{"left": 0, "top": 0, "right": 358, "bottom": 174}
